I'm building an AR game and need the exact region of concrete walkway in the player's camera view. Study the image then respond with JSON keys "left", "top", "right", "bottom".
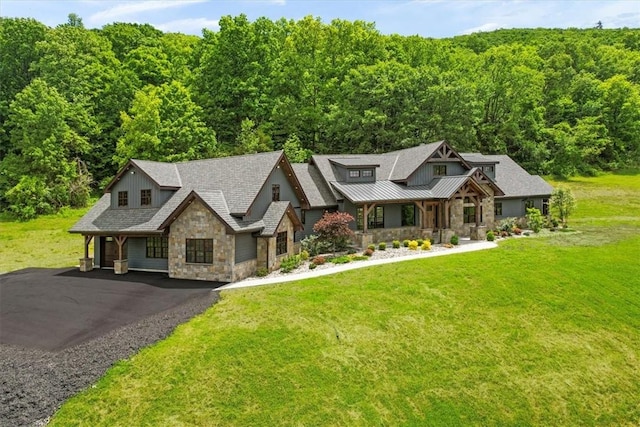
{"left": 220, "top": 240, "right": 498, "bottom": 290}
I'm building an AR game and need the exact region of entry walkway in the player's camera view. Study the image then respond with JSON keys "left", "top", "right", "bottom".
{"left": 220, "top": 240, "right": 498, "bottom": 290}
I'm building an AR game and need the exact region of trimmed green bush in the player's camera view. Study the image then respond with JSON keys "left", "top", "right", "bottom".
{"left": 392, "top": 240, "right": 401, "bottom": 249}
{"left": 486, "top": 231, "right": 495, "bottom": 241}
{"left": 367, "top": 244, "right": 376, "bottom": 251}
{"left": 403, "top": 239, "right": 410, "bottom": 247}
{"left": 450, "top": 235, "right": 459, "bottom": 245}
{"left": 329, "top": 255, "right": 351, "bottom": 264}
{"left": 300, "top": 250, "right": 310, "bottom": 261}
{"left": 308, "top": 263, "right": 317, "bottom": 270}
{"left": 378, "top": 242, "right": 386, "bottom": 251}
{"left": 416, "top": 238, "right": 424, "bottom": 246}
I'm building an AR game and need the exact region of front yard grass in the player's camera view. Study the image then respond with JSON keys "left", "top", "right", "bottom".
{"left": 0, "top": 206, "right": 92, "bottom": 273}
{"left": 50, "top": 172, "right": 640, "bottom": 426}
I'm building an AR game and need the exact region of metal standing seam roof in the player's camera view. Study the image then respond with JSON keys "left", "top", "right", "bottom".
{"left": 330, "top": 181, "right": 434, "bottom": 204}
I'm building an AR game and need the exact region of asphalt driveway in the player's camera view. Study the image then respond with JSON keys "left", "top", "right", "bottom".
{"left": 0, "top": 267, "right": 223, "bottom": 351}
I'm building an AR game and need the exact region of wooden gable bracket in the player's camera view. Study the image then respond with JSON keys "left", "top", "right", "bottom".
{"left": 114, "top": 236, "right": 128, "bottom": 260}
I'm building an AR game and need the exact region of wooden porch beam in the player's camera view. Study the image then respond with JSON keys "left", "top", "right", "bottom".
{"left": 114, "top": 236, "right": 128, "bottom": 260}
{"left": 83, "top": 235, "right": 93, "bottom": 259}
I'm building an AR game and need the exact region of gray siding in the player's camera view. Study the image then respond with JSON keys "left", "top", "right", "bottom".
{"left": 298, "top": 208, "right": 326, "bottom": 240}
{"left": 110, "top": 167, "right": 167, "bottom": 209}
{"left": 495, "top": 197, "right": 547, "bottom": 220}
{"left": 127, "top": 237, "right": 169, "bottom": 271}
{"left": 408, "top": 162, "right": 466, "bottom": 186}
{"left": 235, "top": 233, "right": 257, "bottom": 263}
{"left": 94, "top": 237, "right": 102, "bottom": 266}
{"left": 246, "top": 167, "right": 301, "bottom": 222}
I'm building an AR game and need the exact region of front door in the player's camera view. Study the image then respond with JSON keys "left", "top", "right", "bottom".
{"left": 100, "top": 237, "right": 127, "bottom": 268}
{"left": 425, "top": 205, "right": 436, "bottom": 229}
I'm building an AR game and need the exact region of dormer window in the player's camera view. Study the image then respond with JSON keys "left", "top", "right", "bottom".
{"left": 349, "top": 170, "right": 360, "bottom": 178}
{"left": 141, "top": 189, "right": 152, "bottom": 206}
{"left": 362, "top": 169, "right": 373, "bottom": 177}
{"left": 118, "top": 191, "right": 128, "bottom": 207}
{"left": 434, "top": 165, "right": 447, "bottom": 176}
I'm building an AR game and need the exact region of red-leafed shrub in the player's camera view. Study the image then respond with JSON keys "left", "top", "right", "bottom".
{"left": 312, "top": 211, "right": 355, "bottom": 252}
{"left": 312, "top": 256, "right": 326, "bottom": 265}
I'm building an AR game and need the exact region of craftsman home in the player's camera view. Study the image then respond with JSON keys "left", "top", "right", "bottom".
{"left": 71, "top": 141, "right": 552, "bottom": 281}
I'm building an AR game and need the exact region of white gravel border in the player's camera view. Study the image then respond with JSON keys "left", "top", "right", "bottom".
{"left": 220, "top": 240, "right": 498, "bottom": 290}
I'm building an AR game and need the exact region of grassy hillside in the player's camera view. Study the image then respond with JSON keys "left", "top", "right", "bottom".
{"left": 49, "top": 172, "right": 640, "bottom": 426}
{"left": 0, "top": 206, "right": 91, "bottom": 273}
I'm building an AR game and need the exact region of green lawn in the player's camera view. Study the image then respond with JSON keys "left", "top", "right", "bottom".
{"left": 0, "top": 206, "right": 91, "bottom": 273}
{"left": 46, "top": 172, "right": 640, "bottom": 426}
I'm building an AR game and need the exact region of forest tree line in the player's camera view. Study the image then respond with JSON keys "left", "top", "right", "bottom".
{"left": 1, "top": 14, "right": 639, "bottom": 219}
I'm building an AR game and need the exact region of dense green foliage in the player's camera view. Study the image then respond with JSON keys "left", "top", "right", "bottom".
{"left": 1, "top": 15, "right": 639, "bottom": 217}
{"left": 49, "top": 172, "right": 640, "bottom": 426}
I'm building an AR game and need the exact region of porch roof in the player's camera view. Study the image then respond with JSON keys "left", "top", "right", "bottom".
{"left": 331, "top": 180, "right": 433, "bottom": 204}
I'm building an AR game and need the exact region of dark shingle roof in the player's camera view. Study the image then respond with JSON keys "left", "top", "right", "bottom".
{"left": 487, "top": 155, "right": 553, "bottom": 198}
{"left": 387, "top": 141, "right": 443, "bottom": 181}
{"left": 131, "top": 159, "right": 182, "bottom": 188}
{"left": 459, "top": 153, "right": 499, "bottom": 164}
{"left": 195, "top": 190, "right": 264, "bottom": 232}
{"left": 69, "top": 194, "right": 165, "bottom": 234}
{"left": 291, "top": 163, "right": 336, "bottom": 208}
{"left": 260, "top": 201, "right": 292, "bottom": 236}
{"left": 174, "top": 150, "right": 284, "bottom": 215}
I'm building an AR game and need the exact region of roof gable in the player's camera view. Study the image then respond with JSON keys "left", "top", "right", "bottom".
{"left": 103, "top": 159, "right": 181, "bottom": 192}
{"left": 260, "top": 201, "right": 303, "bottom": 236}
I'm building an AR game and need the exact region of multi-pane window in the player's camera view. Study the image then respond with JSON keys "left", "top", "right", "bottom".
{"left": 276, "top": 231, "right": 287, "bottom": 256}
{"left": 362, "top": 169, "right": 373, "bottom": 177}
{"left": 118, "top": 191, "right": 128, "bottom": 207}
{"left": 401, "top": 204, "right": 415, "bottom": 226}
{"left": 186, "top": 239, "right": 213, "bottom": 264}
{"left": 356, "top": 206, "right": 384, "bottom": 230}
{"left": 146, "top": 237, "right": 168, "bottom": 258}
{"left": 542, "top": 198, "right": 549, "bottom": 215}
{"left": 482, "top": 165, "right": 494, "bottom": 173}
{"left": 494, "top": 202, "right": 503, "bottom": 216}
{"left": 434, "top": 165, "right": 447, "bottom": 176}
{"left": 349, "top": 170, "right": 360, "bottom": 178}
{"left": 463, "top": 206, "right": 476, "bottom": 224}
{"left": 272, "top": 184, "right": 280, "bottom": 202}
{"left": 141, "top": 189, "right": 152, "bottom": 206}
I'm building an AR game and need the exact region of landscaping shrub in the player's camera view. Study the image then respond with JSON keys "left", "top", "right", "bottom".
{"left": 421, "top": 240, "right": 431, "bottom": 250}
{"left": 351, "top": 255, "right": 369, "bottom": 261}
{"left": 526, "top": 208, "right": 544, "bottom": 233}
{"left": 513, "top": 228, "right": 523, "bottom": 235}
{"left": 408, "top": 240, "right": 419, "bottom": 250}
{"left": 486, "top": 230, "right": 495, "bottom": 241}
{"left": 300, "top": 250, "right": 310, "bottom": 261}
{"left": 301, "top": 235, "right": 331, "bottom": 256}
{"left": 280, "top": 255, "right": 301, "bottom": 273}
{"left": 312, "top": 256, "right": 326, "bottom": 265}
{"left": 329, "top": 255, "right": 351, "bottom": 264}
{"left": 416, "top": 238, "right": 424, "bottom": 246}
{"left": 499, "top": 217, "right": 517, "bottom": 233}
{"left": 392, "top": 240, "right": 401, "bottom": 249}
{"left": 256, "top": 267, "right": 269, "bottom": 277}
{"left": 500, "top": 230, "right": 509, "bottom": 238}
{"left": 429, "top": 238, "right": 435, "bottom": 245}
{"left": 450, "top": 235, "right": 459, "bottom": 245}
{"left": 347, "top": 248, "right": 357, "bottom": 255}
{"left": 378, "top": 242, "right": 386, "bottom": 251}
{"left": 313, "top": 211, "right": 355, "bottom": 252}
{"left": 308, "top": 263, "right": 317, "bottom": 270}
{"left": 367, "top": 244, "right": 376, "bottom": 251}
{"left": 364, "top": 248, "right": 374, "bottom": 256}
{"left": 403, "top": 239, "right": 410, "bottom": 247}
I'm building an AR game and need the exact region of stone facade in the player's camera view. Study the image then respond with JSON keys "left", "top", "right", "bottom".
{"left": 257, "top": 214, "right": 296, "bottom": 272}
{"left": 233, "top": 259, "right": 257, "bottom": 282}
{"left": 79, "top": 258, "right": 94, "bottom": 272}
{"left": 114, "top": 259, "right": 128, "bottom": 274}
{"left": 470, "top": 225, "right": 487, "bottom": 240}
{"left": 450, "top": 198, "right": 464, "bottom": 236}
{"left": 168, "top": 200, "right": 235, "bottom": 282}
{"left": 355, "top": 226, "right": 433, "bottom": 248}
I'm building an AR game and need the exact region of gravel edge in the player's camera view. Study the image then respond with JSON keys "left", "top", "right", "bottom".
{"left": 0, "top": 290, "right": 219, "bottom": 427}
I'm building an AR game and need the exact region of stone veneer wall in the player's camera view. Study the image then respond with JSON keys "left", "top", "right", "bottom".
{"left": 450, "top": 199, "right": 464, "bottom": 236}
{"left": 233, "top": 259, "right": 257, "bottom": 282}
{"left": 354, "top": 227, "right": 433, "bottom": 248}
{"left": 257, "top": 215, "right": 295, "bottom": 272}
{"left": 481, "top": 185, "right": 495, "bottom": 230}
{"left": 168, "top": 200, "right": 235, "bottom": 282}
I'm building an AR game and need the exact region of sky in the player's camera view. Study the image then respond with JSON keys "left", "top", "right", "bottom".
{"left": 1, "top": 0, "right": 639, "bottom": 38}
